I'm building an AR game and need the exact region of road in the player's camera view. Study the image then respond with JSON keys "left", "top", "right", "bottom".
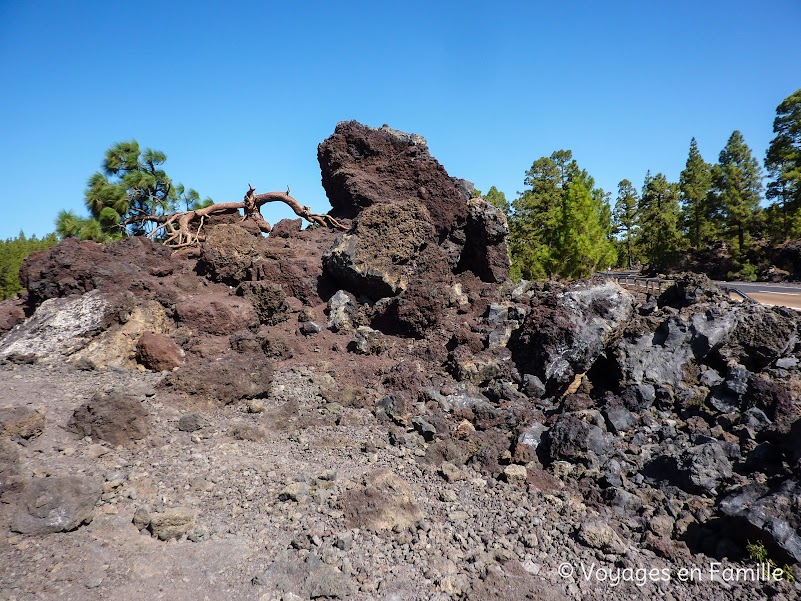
{"left": 603, "top": 272, "right": 801, "bottom": 310}
{"left": 721, "top": 281, "right": 801, "bottom": 310}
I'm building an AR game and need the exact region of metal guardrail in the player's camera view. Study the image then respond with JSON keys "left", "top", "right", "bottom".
{"left": 596, "top": 273, "right": 673, "bottom": 294}
{"left": 595, "top": 272, "right": 755, "bottom": 303}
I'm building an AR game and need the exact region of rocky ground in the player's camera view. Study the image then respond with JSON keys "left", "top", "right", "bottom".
{"left": 1, "top": 121, "right": 800, "bottom": 600}
{"left": 1, "top": 362, "right": 796, "bottom": 601}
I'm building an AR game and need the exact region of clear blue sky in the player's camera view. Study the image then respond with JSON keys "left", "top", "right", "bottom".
{"left": 1, "top": 1, "right": 799, "bottom": 240}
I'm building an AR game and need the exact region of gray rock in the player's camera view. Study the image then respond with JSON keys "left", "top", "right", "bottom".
{"left": 375, "top": 392, "right": 409, "bottom": 426}
{"left": 411, "top": 416, "right": 436, "bottom": 441}
{"left": 719, "top": 481, "right": 801, "bottom": 563}
{"left": 678, "top": 442, "right": 733, "bottom": 496}
{"left": 327, "top": 290, "right": 357, "bottom": 333}
{"left": 776, "top": 357, "right": 799, "bottom": 369}
{"left": 603, "top": 402, "right": 637, "bottom": 434}
{"left": 177, "top": 413, "right": 209, "bottom": 432}
{"left": 576, "top": 518, "right": 627, "bottom": 554}
{"left": 511, "top": 281, "right": 633, "bottom": 392}
{"left": 545, "top": 414, "right": 612, "bottom": 465}
{"left": 148, "top": 507, "right": 197, "bottom": 541}
{"left": 11, "top": 476, "right": 101, "bottom": 534}
{"left": 522, "top": 374, "right": 546, "bottom": 399}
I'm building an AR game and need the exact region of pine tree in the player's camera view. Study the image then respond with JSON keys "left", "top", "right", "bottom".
{"left": 509, "top": 150, "right": 615, "bottom": 280}
{"left": 57, "top": 140, "right": 211, "bottom": 242}
{"left": 679, "top": 138, "right": 714, "bottom": 248}
{"left": 638, "top": 172, "right": 683, "bottom": 271}
{"left": 765, "top": 88, "right": 801, "bottom": 240}
{"left": 509, "top": 154, "right": 564, "bottom": 279}
{"left": 613, "top": 179, "right": 639, "bottom": 268}
{"left": 712, "top": 131, "right": 763, "bottom": 253}
{"left": 557, "top": 179, "right": 617, "bottom": 278}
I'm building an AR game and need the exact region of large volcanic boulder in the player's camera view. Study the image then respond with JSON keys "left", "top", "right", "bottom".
{"left": 19, "top": 236, "right": 177, "bottom": 311}
{"left": 509, "top": 280, "right": 633, "bottom": 393}
{"left": 318, "top": 121, "right": 510, "bottom": 290}
{"left": 318, "top": 121, "right": 467, "bottom": 240}
{"left": 322, "top": 199, "right": 447, "bottom": 300}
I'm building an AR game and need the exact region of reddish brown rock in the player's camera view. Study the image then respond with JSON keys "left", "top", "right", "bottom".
{"left": 69, "top": 389, "right": 151, "bottom": 446}
{"left": 318, "top": 121, "right": 468, "bottom": 239}
{"left": 174, "top": 293, "right": 259, "bottom": 336}
{"left": 19, "top": 236, "right": 176, "bottom": 311}
{"left": 135, "top": 331, "right": 185, "bottom": 371}
{"left": 270, "top": 218, "right": 303, "bottom": 238}
{"left": 0, "top": 298, "right": 26, "bottom": 336}
{"left": 159, "top": 353, "right": 273, "bottom": 404}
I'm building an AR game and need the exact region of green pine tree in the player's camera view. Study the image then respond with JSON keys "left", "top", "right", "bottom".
{"left": 712, "top": 131, "right": 763, "bottom": 253}
{"left": 765, "top": 88, "right": 801, "bottom": 240}
{"left": 679, "top": 138, "right": 714, "bottom": 248}
{"left": 613, "top": 179, "right": 639, "bottom": 268}
{"left": 638, "top": 172, "right": 683, "bottom": 271}
{"left": 509, "top": 150, "right": 615, "bottom": 280}
{"left": 57, "top": 140, "right": 211, "bottom": 242}
{"left": 557, "top": 179, "right": 617, "bottom": 278}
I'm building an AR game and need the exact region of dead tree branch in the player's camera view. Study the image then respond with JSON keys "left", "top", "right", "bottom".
{"left": 121, "top": 185, "right": 346, "bottom": 247}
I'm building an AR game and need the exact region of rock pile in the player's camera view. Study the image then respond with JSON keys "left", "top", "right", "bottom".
{"left": 0, "top": 121, "right": 800, "bottom": 599}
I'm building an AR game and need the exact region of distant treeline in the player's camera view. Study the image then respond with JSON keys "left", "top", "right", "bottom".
{"left": 482, "top": 88, "right": 801, "bottom": 281}
{"left": 0, "top": 232, "right": 58, "bottom": 300}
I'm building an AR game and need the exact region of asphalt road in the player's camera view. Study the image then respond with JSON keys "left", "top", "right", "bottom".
{"left": 603, "top": 272, "right": 801, "bottom": 310}
{"left": 721, "top": 281, "right": 801, "bottom": 310}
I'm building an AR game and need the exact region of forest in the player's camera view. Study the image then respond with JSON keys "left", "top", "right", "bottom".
{"left": 1, "top": 87, "right": 799, "bottom": 301}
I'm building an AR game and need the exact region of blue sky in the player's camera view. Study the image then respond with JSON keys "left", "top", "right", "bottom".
{"left": 1, "top": 1, "right": 799, "bottom": 240}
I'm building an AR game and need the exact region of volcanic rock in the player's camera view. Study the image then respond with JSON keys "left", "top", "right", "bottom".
{"left": 135, "top": 331, "right": 185, "bottom": 371}
{"left": 318, "top": 121, "right": 467, "bottom": 239}
{"left": 19, "top": 236, "right": 176, "bottom": 310}
{"left": 510, "top": 280, "right": 633, "bottom": 392}
{"left": 236, "top": 281, "right": 289, "bottom": 326}
{"left": 69, "top": 389, "right": 151, "bottom": 446}
{"left": 159, "top": 353, "right": 273, "bottom": 404}
{"left": 0, "top": 298, "right": 25, "bottom": 336}
{"left": 11, "top": 476, "right": 101, "bottom": 535}
{"left": 323, "top": 199, "right": 442, "bottom": 300}
{"left": 342, "top": 469, "right": 423, "bottom": 531}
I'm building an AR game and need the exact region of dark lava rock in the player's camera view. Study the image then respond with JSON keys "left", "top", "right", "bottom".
{"left": 723, "top": 304, "right": 798, "bottom": 371}
{"left": 658, "top": 272, "right": 729, "bottom": 308}
{"left": 661, "top": 442, "right": 733, "bottom": 496}
{"left": 135, "top": 331, "right": 185, "bottom": 371}
{"left": 318, "top": 121, "right": 467, "bottom": 239}
{"left": 544, "top": 414, "right": 611, "bottom": 465}
{"left": 11, "top": 476, "right": 101, "bottom": 534}
{"left": 456, "top": 197, "right": 511, "bottom": 283}
{"left": 19, "top": 236, "right": 175, "bottom": 311}
{"left": 718, "top": 480, "right": 801, "bottom": 564}
{"left": 159, "top": 353, "right": 273, "bottom": 404}
{"left": 510, "top": 280, "right": 632, "bottom": 392}
{"left": 323, "top": 199, "right": 444, "bottom": 300}
{"left": 177, "top": 413, "right": 209, "bottom": 432}
{"left": 69, "top": 389, "right": 151, "bottom": 446}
